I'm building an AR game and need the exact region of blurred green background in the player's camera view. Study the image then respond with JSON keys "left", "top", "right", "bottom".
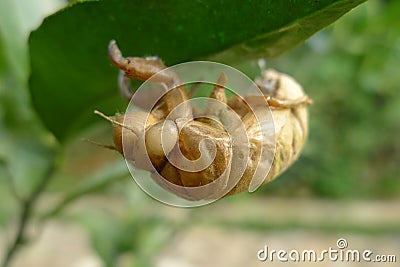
{"left": 258, "top": 0, "right": 400, "bottom": 199}
{"left": 0, "top": 0, "right": 399, "bottom": 267}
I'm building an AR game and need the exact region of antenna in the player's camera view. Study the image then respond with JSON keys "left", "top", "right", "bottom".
{"left": 83, "top": 138, "right": 118, "bottom": 152}
{"left": 94, "top": 110, "right": 137, "bottom": 134}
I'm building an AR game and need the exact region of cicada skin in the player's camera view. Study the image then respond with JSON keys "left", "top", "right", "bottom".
{"left": 225, "top": 70, "right": 311, "bottom": 196}
{"left": 104, "top": 40, "right": 311, "bottom": 200}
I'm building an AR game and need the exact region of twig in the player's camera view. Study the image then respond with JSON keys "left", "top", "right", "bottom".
{"left": 0, "top": 158, "right": 24, "bottom": 203}
{"left": 40, "top": 172, "right": 127, "bottom": 221}
{"left": 39, "top": 160, "right": 128, "bottom": 220}
{"left": 1, "top": 157, "right": 57, "bottom": 267}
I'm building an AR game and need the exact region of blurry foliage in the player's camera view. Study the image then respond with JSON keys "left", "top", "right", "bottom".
{"left": 0, "top": 0, "right": 64, "bottom": 226}
{"left": 259, "top": 0, "right": 400, "bottom": 198}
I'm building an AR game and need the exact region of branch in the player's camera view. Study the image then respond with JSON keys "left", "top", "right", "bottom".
{"left": 1, "top": 156, "right": 57, "bottom": 267}
{"left": 0, "top": 158, "right": 24, "bottom": 203}
{"left": 40, "top": 172, "right": 127, "bottom": 220}
{"left": 39, "top": 160, "right": 128, "bottom": 221}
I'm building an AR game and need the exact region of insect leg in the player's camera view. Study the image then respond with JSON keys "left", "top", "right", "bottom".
{"left": 108, "top": 40, "right": 191, "bottom": 119}
{"left": 118, "top": 70, "right": 134, "bottom": 100}
{"left": 266, "top": 95, "right": 313, "bottom": 109}
{"left": 210, "top": 72, "right": 227, "bottom": 103}
{"left": 206, "top": 72, "right": 228, "bottom": 117}
{"left": 108, "top": 40, "right": 178, "bottom": 85}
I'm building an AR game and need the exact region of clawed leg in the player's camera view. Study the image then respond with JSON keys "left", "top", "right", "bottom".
{"left": 206, "top": 72, "right": 228, "bottom": 117}
{"left": 210, "top": 72, "right": 227, "bottom": 104}
{"left": 118, "top": 70, "right": 134, "bottom": 100}
{"left": 241, "top": 95, "right": 312, "bottom": 110}
{"left": 266, "top": 95, "right": 313, "bottom": 109}
{"left": 108, "top": 40, "right": 190, "bottom": 118}
{"left": 108, "top": 40, "right": 179, "bottom": 86}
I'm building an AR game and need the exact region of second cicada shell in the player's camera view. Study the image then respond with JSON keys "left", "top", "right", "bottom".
{"left": 99, "top": 40, "right": 312, "bottom": 201}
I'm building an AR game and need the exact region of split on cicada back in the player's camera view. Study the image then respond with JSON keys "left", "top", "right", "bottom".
{"left": 97, "top": 40, "right": 312, "bottom": 206}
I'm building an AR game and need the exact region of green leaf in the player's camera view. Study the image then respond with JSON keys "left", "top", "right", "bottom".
{"left": 0, "top": 0, "right": 64, "bottom": 200}
{"left": 29, "top": 0, "right": 366, "bottom": 141}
